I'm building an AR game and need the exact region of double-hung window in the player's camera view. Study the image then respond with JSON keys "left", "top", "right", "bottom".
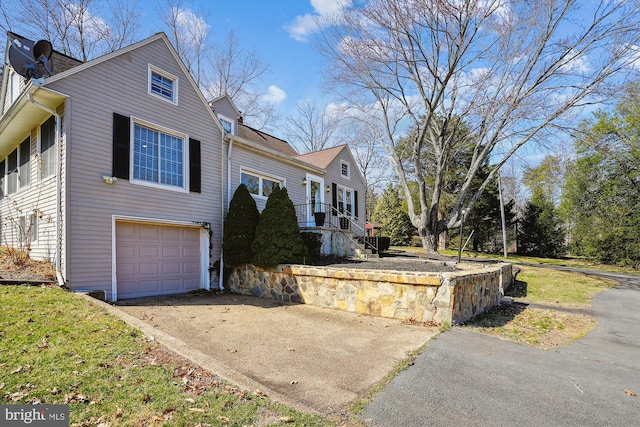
{"left": 18, "top": 137, "right": 30, "bottom": 190}
{"left": 133, "top": 122, "right": 185, "bottom": 190}
{"left": 148, "top": 65, "right": 178, "bottom": 104}
{"left": 240, "top": 169, "right": 282, "bottom": 198}
{"left": 40, "top": 116, "right": 56, "bottom": 179}
{"left": 3, "top": 137, "right": 30, "bottom": 196}
{"left": 337, "top": 186, "right": 354, "bottom": 217}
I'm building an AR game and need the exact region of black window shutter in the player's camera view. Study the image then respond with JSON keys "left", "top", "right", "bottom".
{"left": 189, "top": 138, "right": 201, "bottom": 193}
{"left": 354, "top": 190, "right": 359, "bottom": 218}
{"left": 112, "top": 113, "right": 130, "bottom": 179}
{"left": 332, "top": 183, "right": 337, "bottom": 215}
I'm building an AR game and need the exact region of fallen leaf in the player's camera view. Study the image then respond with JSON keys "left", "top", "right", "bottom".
{"left": 188, "top": 408, "right": 205, "bottom": 413}
{"left": 625, "top": 389, "right": 637, "bottom": 396}
{"left": 184, "top": 398, "right": 195, "bottom": 403}
{"left": 8, "top": 391, "right": 28, "bottom": 401}
{"left": 279, "top": 416, "right": 294, "bottom": 423}
{"left": 10, "top": 366, "right": 23, "bottom": 374}
{"left": 218, "top": 416, "right": 230, "bottom": 423}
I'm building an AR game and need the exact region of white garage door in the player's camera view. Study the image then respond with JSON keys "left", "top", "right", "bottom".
{"left": 116, "top": 222, "right": 201, "bottom": 299}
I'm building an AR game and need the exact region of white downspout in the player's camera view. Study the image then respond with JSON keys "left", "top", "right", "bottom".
{"left": 218, "top": 136, "right": 232, "bottom": 290}
{"left": 27, "top": 93, "right": 64, "bottom": 287}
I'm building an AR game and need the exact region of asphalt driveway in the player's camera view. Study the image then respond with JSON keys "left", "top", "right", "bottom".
{"left": 107, "top": 292, "right": 438, "bottom": 415}
{"left": 362, "top": 271, "right": 640, "bottom": 426}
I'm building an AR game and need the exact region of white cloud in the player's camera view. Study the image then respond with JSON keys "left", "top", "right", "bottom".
{"left": 285, "top": 0, "right": 351, "bottom": 42}
{"left": 262, "top": 85, "right": 287, "bottom": 104}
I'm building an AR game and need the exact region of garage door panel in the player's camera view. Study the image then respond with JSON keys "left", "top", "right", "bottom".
{"left": 139, "top": 262, "right": 161, "bottom": 275}
{"left": 182, "top": 246, "right": 200, "bottom": 257}
{"left": 163, "top": 262, "right": 181, "bottom": 274}
{"left": 138, "top": 280, "right": 161, "bottom": 294}
{"left": 183, "top": 262, "right": 200, "bottom": 274}
{"left": 140, "top": 245, "right": 161, "bottom": 258}
{"left": 163, "top": 227, "right": 181, "bottom": 239}
{"left": 161, "top": 279, "right": 183, "bottom": 292}
{"left": 139, "top": 225, "right": 160, "bottom": 239}
{"left": 116, "top": 222, "right": 202, "bottom": 299}
{"left": 117, "top": 263, "right": 137, "bottom": 276}
{"left": 162, "top": 245, "right": 181, "bottom": 258}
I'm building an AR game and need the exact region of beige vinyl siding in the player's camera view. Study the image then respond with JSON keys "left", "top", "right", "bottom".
{"left": 0, "top": 112, "right": 61, "bottom": 264}
{"left": 229, "top": 144, "right": 312, "bottom": 212}
{"left": 45, "top": 37, "right": 223, "bottom": 299}
{"left": 324, "top": 149, "right": 367, "bottom": 232}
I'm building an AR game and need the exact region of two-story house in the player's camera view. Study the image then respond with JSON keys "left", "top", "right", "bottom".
{"left": 0, "top": 32, "right": 367, "bottom": 301}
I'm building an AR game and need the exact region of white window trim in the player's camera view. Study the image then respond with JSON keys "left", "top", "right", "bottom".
{"left": 217, "top": 114, "right": 235, "bottom": 135}
{"left": 336, "top": 184, "right": 355, "bottom": 217}
{"left": 9, "top": 68, "right": 22, "bottom": 104}
{"left": 37, "top": 118, "right": 56, "bottom": 182}
{"left": 340, "top": 160, "right": 350, "bottom": 179}
{"left": 148, "top": 64, "right": 178, "bottom": 105}
{"left": 2, "top": 137, "right": 32, "bottom": 196}
{"left": 129, "top": 116, "right": 189, "bottom": 193}
{"left": 240, "top": 167, "right": 285, "bottom": 199}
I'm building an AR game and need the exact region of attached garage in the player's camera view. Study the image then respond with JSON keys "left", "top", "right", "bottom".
{"left": 115, "top": 221, "right": 206, "bottom": 300}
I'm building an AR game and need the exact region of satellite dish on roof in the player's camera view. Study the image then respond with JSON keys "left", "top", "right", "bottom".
{"left": 7, "top": 36, "right": 54, "bottom": 79}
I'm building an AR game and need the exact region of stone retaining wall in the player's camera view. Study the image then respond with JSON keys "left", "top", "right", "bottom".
{"left": 228, "top": 263, "right": 513, "bottom": 325}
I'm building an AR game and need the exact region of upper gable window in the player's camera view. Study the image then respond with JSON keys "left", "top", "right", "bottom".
{"left": 218, "top": 115, "right": 235, "bottom": 135}
{"left": 148, "top": 65, "right": 178, "bottom": 104}
{"left": 341, "top": 160, "right": 350, "bottom": 179}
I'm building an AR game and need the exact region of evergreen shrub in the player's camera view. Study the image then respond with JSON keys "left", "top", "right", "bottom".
{"left": 251, "top": 187, "right": 307, "bottom": 267}
{"left": 223, "top": 184, "right": 260, "bottom": 266}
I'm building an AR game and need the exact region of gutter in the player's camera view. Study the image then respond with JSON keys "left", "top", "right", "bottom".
{"left": 27, "top": 92, "right": 65, "bottom": 287}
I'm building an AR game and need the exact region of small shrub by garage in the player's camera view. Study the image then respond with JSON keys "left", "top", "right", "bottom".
{"left": 223, "top": 184, "right": 260, "bottom": 266}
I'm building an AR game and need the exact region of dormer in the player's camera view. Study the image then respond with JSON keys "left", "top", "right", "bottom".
{"left": 209, "top": 93, "right": 241, "bottom": 136}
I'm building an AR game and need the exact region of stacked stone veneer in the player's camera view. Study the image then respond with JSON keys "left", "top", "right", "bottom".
{"left": 228, "top": 262, "right": 513, "bottom": 325}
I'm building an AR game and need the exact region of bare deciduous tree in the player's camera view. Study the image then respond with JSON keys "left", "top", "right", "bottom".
{"left": 206, "top": 30, "right": 275, "bottom": 130}
{"left": 285, "top": 99, "right": 346, "bottom": 153}
{"left": 162, "top": 0, "right": 209, "bottom": 86}
{"left": 317, "top": 0, "right": 640, "bottom": 254}
{"left": 0, "top": 0, "right": 141, "bottom": 61}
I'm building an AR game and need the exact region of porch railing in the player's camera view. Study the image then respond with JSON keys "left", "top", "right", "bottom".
{"left": 294, "top": 202, "right": 379, "bottom": 254}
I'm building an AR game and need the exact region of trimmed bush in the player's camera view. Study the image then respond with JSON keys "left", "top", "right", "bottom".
{"left": 251, "top": 187, "right": 307, "bottom": 267}
{"left": 223, "top": 184, "right": 260, "bottom": 266}
{"left": 301, "top": 232, "right": 322, "bottom": 257}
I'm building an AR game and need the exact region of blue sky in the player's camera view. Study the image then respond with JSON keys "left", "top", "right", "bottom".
{"left": 138, "top": 0, "right": 340, "bottom": 120}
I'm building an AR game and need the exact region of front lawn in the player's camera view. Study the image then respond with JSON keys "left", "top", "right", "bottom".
{"left": 462, "top": 266, "right": 616, "bottom": 348}
{"left": 0, "top": 285, "right": 339, "bottom": 426}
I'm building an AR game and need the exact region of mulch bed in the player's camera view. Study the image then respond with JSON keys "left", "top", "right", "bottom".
{"left": 0, "top": 250, "right": 57, "bottom": 282}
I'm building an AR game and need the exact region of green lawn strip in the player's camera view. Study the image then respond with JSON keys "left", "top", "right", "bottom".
{"left": 391, "top": 246, "right": 639, "bottom": 275}
{"left": 0, "top": 285, "right": 334, "bottom": 426}
{"left": 463, "top": 303, "right": 597, "bottom": 348}
{"left": 516, "top": 266, "right": 617, "bottom": 307}
{"left": 438, "top": 248, "right": 640, "bottom": 275}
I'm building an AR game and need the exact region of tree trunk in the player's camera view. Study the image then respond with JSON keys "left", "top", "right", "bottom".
{"left": 419, "top": 228, "right": 440, "bottom": 256}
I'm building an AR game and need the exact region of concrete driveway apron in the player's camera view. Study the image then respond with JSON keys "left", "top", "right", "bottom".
{"left": 362, "top": 270, "right": 640, "bottom": 427}
{"left": 113, "top": 292, "right": 438, "bottom": 415}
